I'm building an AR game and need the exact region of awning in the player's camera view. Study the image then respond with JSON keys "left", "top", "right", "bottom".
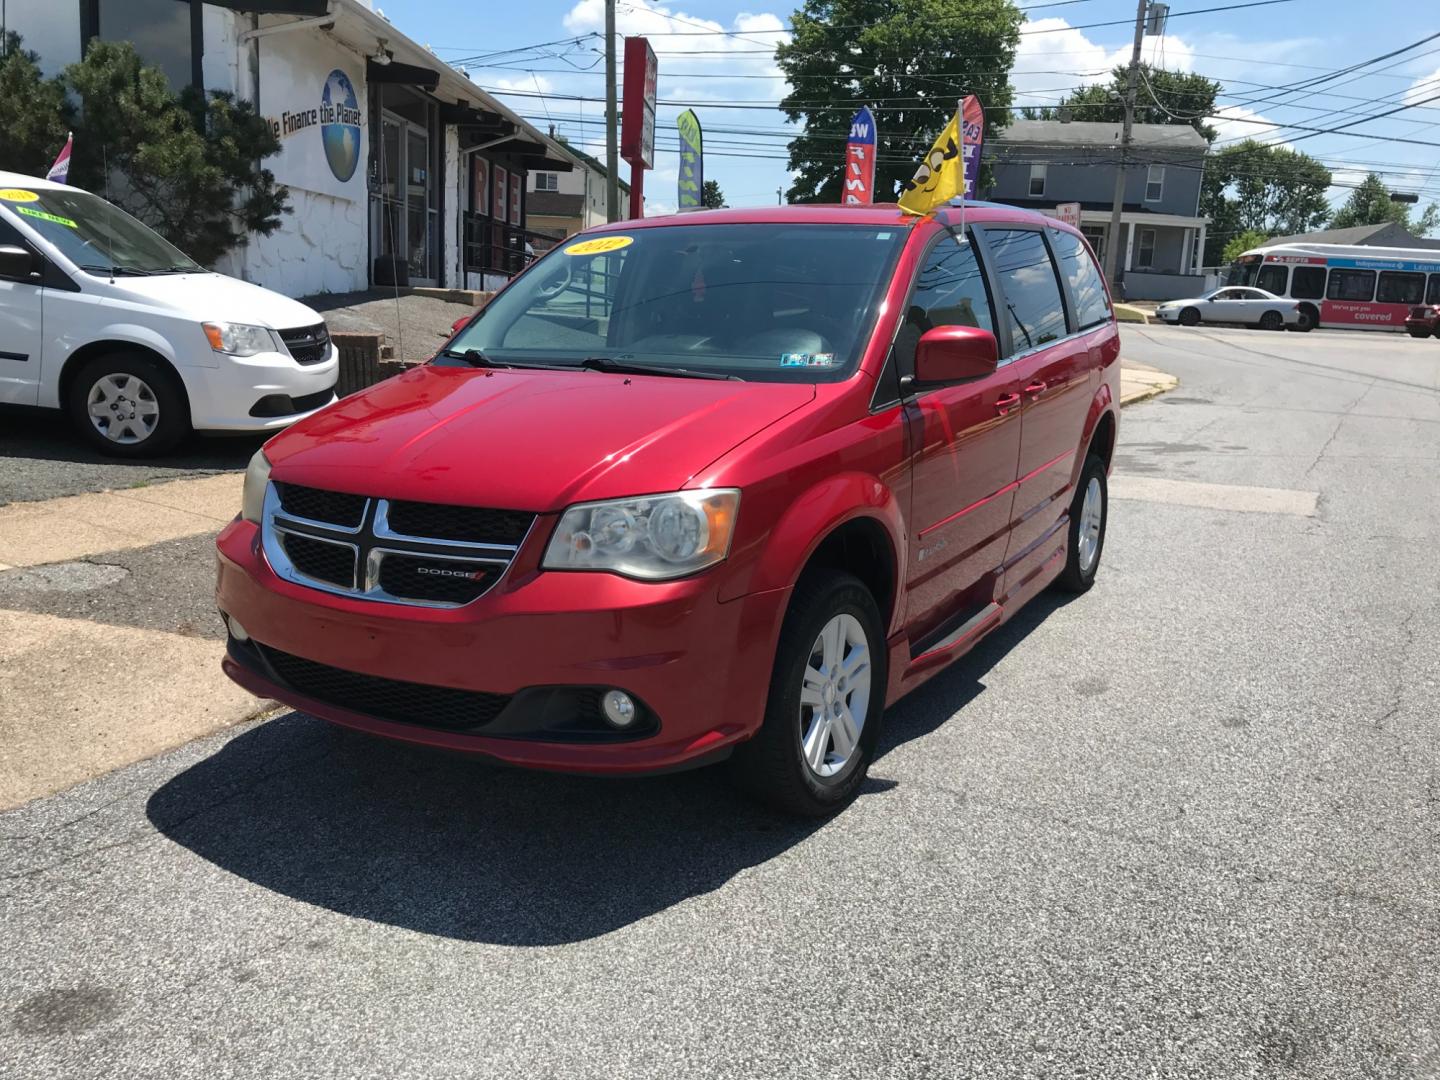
{"left": 367, "top": 58, "right": 440, "bottom": 92}
{"left": 207, "top": 0, "right": 331, "bottom": 13}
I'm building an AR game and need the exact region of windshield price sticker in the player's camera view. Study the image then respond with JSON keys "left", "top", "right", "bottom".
{"left": 17, "top": 206, "right": 77, "bottom": 228}
{"left": 564, "top": 235, "right": 634, "bottom": 256}
{"left": 0, "top": 189, "right": 40, "bottom": 203}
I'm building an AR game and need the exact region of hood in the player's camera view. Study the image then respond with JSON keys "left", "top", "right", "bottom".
{"left": 264, "top": 364, "right": 816, "bottom": 510}
{"left": 97, "top": 272, "right": 324, "bottom": 330}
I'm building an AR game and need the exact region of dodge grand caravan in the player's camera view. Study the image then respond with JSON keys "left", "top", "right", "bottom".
{"left": 217, "top": 203, "right": 1120, "bottom": 816}
{"left": 0, "top": 172, "right": 337, "bottom": 456}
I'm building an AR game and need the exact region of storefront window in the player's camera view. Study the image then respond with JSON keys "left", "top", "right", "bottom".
{"left": 91, "top": 0, "right": 197, "bottom": 90}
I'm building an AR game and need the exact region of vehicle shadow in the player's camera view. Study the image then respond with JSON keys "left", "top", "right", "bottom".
{"left": 0, "top": 404, "right": 264, "bottom": 473}
{"left": 145, "top": 592, "right": 1074, "bottom": 946}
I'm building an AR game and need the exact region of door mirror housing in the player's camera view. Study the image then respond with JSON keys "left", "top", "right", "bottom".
{"left": 911, "top": 325, "right": 999, "bottom": 388}
{"left": 0, "top": 244, "right": 40, "bottom": 283}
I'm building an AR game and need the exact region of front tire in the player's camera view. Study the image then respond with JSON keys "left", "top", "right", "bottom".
{"left": 1053, "top": 454, "right": 1108, "bottom": 594}
{"left": 67, "top": 352, "right": 190, "bottom": 457}
{"left": 1408, "top": 328, "right": 1431, "bottom": 339}
{"left": 1259, "top": 310, "right": 1284, "bottom": 331}
{"left": 731, "top": 569, "right": 887, "bottom": 817}
{"left": 1178, "top": 307, "right": 1201, "bottom": 327}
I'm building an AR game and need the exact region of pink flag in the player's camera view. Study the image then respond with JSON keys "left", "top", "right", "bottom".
{"left": 46, "top": 133, "right": 73, "bottom": 184}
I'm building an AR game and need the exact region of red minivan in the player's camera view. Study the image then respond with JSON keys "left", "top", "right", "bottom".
{"left": 216, "top": 203, "right": 1120, "bottom": 816}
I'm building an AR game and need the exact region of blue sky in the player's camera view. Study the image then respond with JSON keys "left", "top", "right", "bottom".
{"left": 377, "top": 0, "right": 1440, "bottom": 220}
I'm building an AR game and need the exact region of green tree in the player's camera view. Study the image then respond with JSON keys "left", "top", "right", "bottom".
{"left": 1199, "top": 140, "right": 1332, "bottom": 263}
{"left": 1221, "top": 229, "right": 1271, "bottom": 266}
{"left": 1330, "top": 172, "right": 1440, "bottom": 236}
{"left": 0, "top": 33, "right": 74, "bottom": 177}
{"left": 63, "top": 41, "right": 288, "bottom": 266}
{"left": 702, "top": 179, "right": 726, "bottom": 208}
{"left": 776, "top": 0, "right": 1023, "bottom": 203}
{"left": 1041, "top": 64, "right": 1221, "bottom": 142}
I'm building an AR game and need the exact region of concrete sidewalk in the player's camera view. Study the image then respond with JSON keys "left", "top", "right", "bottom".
{"left": 0, "top": 358, "right": 1177, "bottom": 809}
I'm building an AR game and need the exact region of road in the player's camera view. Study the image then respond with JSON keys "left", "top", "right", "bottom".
{"left": 3, "top": 324, "right": 1438, "bottom": 1079}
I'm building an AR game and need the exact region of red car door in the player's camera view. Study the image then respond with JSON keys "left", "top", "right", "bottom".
{"left": 976, "top": 225, "right": 1099, "bottom": 593}
{"left": 895, "top": 226, "right": 1024, "bottom": 652}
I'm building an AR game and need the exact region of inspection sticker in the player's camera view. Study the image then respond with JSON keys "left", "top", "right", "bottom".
{"left": 0, "top": 189, "right": 40, "bottom": 203}
{"left": 17, "top": 206, "right": 76, "bottom": 228}
{"left": 780, "top": 353, "right": 810, "bottom": 367}
{"left": 808, "top": 353, "right": 836, "bottom": 367}
{"left": 564, "top": 235, "right": 634, "bottom": 256}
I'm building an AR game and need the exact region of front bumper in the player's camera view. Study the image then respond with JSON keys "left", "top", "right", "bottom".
{"left": 182, "top": 346, "right": 340, "bottom": 432}
{"left": 215, "top": 518, "right": 789, "bottom": 775}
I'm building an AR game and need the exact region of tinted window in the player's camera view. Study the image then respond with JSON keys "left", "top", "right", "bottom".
{"left": 1256, "top": 264, "right": 1288, "bottom": 294}
{"left": 1377, "top": 271, "right": 1424, "bottom": 304}
{"left": 99, "top": 0, "right": 195, "bottom": 90}
{"left": 0, "top": 211, "right": 24, "bottom": 247}
{"left": 1327, "top": 269, "right": 1375, "bottom": 301}
{"left": 1049, "top": 229, "right": 1111, "bottom": 330}
{"left": 893, "top": 232, "right": 995, "bottom": 380}
{"left": 985, "top": 229, "right": 1067, "bottom": 353}
{"left": 1291, "top": 266, "right": 1326, "bottom": 299}
{"left": 1429, "top": 274, "right": 1440, "bottom": 305}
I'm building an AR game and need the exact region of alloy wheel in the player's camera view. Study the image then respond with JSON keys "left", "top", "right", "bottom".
{"left": 1078, "top": 476, "right": 1104, "bottom": 574}
{"left": 798, "top": 613, "right": 872, "bottom": 779}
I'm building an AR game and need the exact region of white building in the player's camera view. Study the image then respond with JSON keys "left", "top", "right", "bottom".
{"left": 0, "top": 0, "right": 573, "bottom": 295}
{"left": 527, "top": 138, "right": 630, "bottom": 243}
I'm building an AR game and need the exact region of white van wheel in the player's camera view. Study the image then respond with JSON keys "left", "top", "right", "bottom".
{"left": 68, "top": 353, "right": 190, "bottom": 457}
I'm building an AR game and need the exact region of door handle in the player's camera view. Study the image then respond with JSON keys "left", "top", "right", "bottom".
{"left": 995, "top": 392, "right": 1021, "bottom": 414}
{"left": 1024, "top": 381, "right": 1048, "bottom": 396}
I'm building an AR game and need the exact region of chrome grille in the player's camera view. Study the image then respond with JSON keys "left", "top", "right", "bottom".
{"left": 261, "top": 484, "right": 533, "bottom": 608}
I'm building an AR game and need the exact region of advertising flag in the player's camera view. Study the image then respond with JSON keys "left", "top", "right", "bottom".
{"left": 960, "top": 95, "right": 984, "bottom": 199}
{"left": 46, "top": 132, "right": 73, "bottom": 184}
{"left": 897, "top": 111, "right": 962, "bottom": 216}
{"left": 677, "top": 109, "right": 704, "bottom": 209}
{"left": 843, "top": 106, "right": 876, "bottom": 205}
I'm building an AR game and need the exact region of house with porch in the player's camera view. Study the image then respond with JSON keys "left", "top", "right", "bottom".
{"left": 982, "top": 119, "right": 1210, "bottom": 301}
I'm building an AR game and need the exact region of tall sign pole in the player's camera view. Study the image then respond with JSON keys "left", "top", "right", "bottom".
{"left": 1103, "top": 0, "right": 1149, "bottom": 287}
{"left": 620, "top": 37, "right": 656, "bottom": 220}
{"left": 604, "top": 0, "right": 619, "bottom": 222}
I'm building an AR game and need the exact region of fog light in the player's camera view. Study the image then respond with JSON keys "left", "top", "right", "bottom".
{"left": 601, "top": 689, "right": 637, "bottom": 728}
{"left": 225, "top": 614, "right": 250, "bottom": 643}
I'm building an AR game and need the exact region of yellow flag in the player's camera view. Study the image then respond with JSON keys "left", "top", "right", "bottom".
{"left": 897, "top": 110, "right": 963, "bottom": 216}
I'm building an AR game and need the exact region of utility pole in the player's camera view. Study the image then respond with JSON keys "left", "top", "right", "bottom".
{"left": 604, "top": 0, "right": 620, "bottom": 222}
{"left": 1103, "top": 0, "right": 1148, "bottom": 289}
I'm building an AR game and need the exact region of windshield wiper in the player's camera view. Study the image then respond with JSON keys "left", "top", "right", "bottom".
{"left": 438, "top": 348, "right": 511, "bottom": 369}
{"left": 579, "top": 356, "right": 743, "bottom": 381}
{"left": 78, "top": 263, "right": 155, "bottom": 276}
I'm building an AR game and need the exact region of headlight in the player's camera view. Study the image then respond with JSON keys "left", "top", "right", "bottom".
{"left": 241, "top": 450, "right": 272, "bottom": 524}
{"left": 543, "top": 490, "right": 740, "bottom": 580}
{"left": 203, "top": 321, "right": 278, "bottom": 357}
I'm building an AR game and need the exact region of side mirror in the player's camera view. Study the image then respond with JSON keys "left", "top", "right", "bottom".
{"left": 911, "top": 325, "right": 999, "bottom": 388}
{"left": 0, "top": 244, "right": 39, "bottom": 283}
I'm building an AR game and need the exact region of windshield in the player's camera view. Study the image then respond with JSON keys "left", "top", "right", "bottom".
{"left": 0, "top": 186, "right": 202, "bottom": 275}
{"left": 448, "top": 222, "right": 907, "bottom": 382}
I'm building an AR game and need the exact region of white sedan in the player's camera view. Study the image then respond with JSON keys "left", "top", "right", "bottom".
{"left": 1156, "top": 287, "right": 1305, "bottom": 331}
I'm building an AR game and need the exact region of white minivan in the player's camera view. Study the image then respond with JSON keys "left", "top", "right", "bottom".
{"left": 0, "top": 171, "right": 338, "bottom": 457}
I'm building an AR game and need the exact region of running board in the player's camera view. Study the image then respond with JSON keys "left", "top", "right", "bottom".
{"left": 908, "top": 602, "right": 1003, "bottom": 672}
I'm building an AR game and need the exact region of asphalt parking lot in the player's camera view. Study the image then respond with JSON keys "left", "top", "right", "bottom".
{"left": 2, "top": 324, "right": 1438, "bottom": 1078}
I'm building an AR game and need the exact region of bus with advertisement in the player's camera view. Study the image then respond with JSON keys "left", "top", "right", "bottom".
{"left": 1227, "top": 241, "right": 1440, "bottom": 333}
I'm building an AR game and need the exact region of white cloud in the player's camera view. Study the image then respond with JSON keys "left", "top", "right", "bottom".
{"left": 1210, "top": 104, "right": 1285, "bottom": 146}
{"left": 485, "top": 73, "right": 556, "bottom": 94}
{"left": 1404, "top": 66, "right": 1440, "bottom": 107}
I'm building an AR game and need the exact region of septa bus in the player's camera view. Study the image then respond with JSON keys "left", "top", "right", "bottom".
{"left": 1228, "top": 242, "right": 1440, "bottom": 332}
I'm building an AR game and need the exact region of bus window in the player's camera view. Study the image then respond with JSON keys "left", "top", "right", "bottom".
{"left": 1376, "top": 271, "right": 1425, "bottom": 304}
{"left": 1291, "top": 266, "right": 1326, "bottom": 299}
{"left": 1256, "top": 264, "right": 1289, "bottom": 294}
{"left": 1429, "top": 274, "right": 1440, "bottom": 305}
{"left": 1327, "top": 269, "right": 1376, "bottom": 302}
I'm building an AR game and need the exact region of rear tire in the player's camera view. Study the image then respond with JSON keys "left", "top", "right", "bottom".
{"left": 1053, "top": 454, "right": 1108, "bottom": 595}
{"left": 730, "top": 569, "right": 887, "bottom": 818}
{"left": 67, "top": 352, "right": 190, "bottom": 457}
{"left": 1178, "top": 307, "right": 1201, "bottom": 327}
{"left": 1259, "top": 310, "right": 1284, "bottom": 331}
{"left": 1408, "top": 328, "right": 1431, "bottom": 339}
{"left": 1289, "top": 304, "right": 1317, "bottom": 332}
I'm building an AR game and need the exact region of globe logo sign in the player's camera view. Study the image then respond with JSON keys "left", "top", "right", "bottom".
{"left": 320, "top": 69, "right": 362, "bottom": 182}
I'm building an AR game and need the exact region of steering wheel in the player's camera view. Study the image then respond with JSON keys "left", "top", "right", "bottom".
{"left": 534, "top": 258, "right": 573, "bottom": 299}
